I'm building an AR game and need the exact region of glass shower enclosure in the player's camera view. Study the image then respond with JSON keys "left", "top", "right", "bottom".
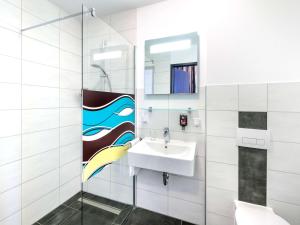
{"left": 81, "top": 3, "right": 136, "bottom": 225}
{"left": 20, "top": 3, "right": 135, "bottom": 225}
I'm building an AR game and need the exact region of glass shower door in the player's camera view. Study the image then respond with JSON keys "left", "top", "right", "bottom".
{"left": 81, "top": 4, "right": 135, "bottom": 225}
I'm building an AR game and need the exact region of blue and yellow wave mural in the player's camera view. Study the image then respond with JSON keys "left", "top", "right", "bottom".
{"left": 82, "top": 90, "right": 135, "bottom": 182}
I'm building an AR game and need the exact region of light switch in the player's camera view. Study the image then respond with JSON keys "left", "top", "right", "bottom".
{"left": 193, "top": 118, "right": 201, "bottom": 127}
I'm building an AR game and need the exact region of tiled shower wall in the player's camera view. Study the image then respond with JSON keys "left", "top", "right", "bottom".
{"left": 206, "top": 83, "right": 300, "bottom": 225}
{"left": 0, "top": 0, "right": 82, "bottom": 224}
{"left": 136, "top": 87, "right": 206, "bottom": 225}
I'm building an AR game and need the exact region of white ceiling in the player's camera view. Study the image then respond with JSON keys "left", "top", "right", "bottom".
{"left": 49, "top": 0, "right": 165, "bottom": 16}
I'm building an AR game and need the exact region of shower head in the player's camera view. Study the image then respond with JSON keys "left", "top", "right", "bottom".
{"left": 91, "top": 63, "right": 108, "bottom": 76}
{"left": 91, "top": 64, "right": 101, "bottom": 69}
{"left": 90, "top": 8, "right": 96, "bottom": 17}
{"left": 91, "top": 63, "right": 112, "bottom": 92}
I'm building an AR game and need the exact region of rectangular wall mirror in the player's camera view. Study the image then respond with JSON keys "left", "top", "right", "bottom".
{"left": 144, "top": 32, "right": 199, "bottom": 95}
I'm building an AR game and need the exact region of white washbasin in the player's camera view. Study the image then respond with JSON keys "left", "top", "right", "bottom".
{"left": 128, "top": 137, "right": 196, "bottom": 176}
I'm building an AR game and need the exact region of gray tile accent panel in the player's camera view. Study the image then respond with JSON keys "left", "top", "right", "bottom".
{"left": 239, "top": 112, "right": 267, "bottom": 130}
{"left": 238, "top": 147, "right": 267, "bottom": 206}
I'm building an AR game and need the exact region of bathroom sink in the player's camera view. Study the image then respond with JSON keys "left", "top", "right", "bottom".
{"left": 128, "top": 137, "right": 196, "bottom": 176}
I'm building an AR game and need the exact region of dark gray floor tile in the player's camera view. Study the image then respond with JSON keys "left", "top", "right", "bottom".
{"left": 61, "top": 205, "right": 118, "bottom": 225}
{"left": 239, "top": 112, "right": 267, "bottom": 130}
{"left": 59, "top": 212, "right": 82, "bottom": 225}
{"left": 42, "top": 206, "right": 78, "bottom": 225}
{"left": 124, "top": 208, "right": 181, "bottom": 225}
{"left": 38, "top": 205, "right": 68, "bottom": 224}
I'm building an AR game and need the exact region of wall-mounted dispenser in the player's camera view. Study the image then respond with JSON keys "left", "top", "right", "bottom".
{"left": 180, "top": 114, "right": 188, "bottom": 130}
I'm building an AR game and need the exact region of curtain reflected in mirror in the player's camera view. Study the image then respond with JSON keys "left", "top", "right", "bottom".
{"left": 170, "top": 62, "right": 197, "bottom": 94}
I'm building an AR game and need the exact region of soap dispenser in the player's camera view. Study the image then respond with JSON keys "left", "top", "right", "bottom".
{"left": 179, "top": 114, "right": 188, "bottom": 130}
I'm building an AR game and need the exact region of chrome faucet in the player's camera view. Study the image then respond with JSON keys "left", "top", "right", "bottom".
{"left": 163, "top": 127, "right": 170, "bottom": 146}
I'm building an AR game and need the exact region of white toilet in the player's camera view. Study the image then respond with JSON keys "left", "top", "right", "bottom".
{"left": 234, "top": 200, "right": 290, "bottom": 225}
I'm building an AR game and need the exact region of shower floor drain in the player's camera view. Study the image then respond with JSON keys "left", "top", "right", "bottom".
{"left": 78, "top": 197, "right": 122, "bottom": 215}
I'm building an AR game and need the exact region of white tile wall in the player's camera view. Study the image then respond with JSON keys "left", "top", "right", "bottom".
{"left": 22, "top": 85, "right": 59, "bottom": 109}
{"left": 206, "top": 213, "right": 234, "bottom": 225}
{"left": 207, "top": 85, "right": 238, "bottom": 110}
{"left": 60, "top": 142, "right": 82, "bottom": 165}
{"left": 169, "top": 176, "right": 205, "bottom": 204}
{"left": 60, "top": 70, "right": 81, "bottom": 90}
{"left": 268, "top": 142, "right": 300, "bottom": 174}
{"left": 206, "top": 83, "right": 300, "bottom": 225}
{"left": 21, "top": 189, "right": 59, "bottom": 225}
{"left": 87, "top": 178, "right": 110, "bottom": 199}
{"left": 207, "top": 187, "right": 237, "bottom": 217}
{"left": 22, "top": 169, "right": 59, "bottom": 207}
{"left": 268, "top": 82, "right": 300, "bottom": 112}
{"left": 268, "top": 171, "right": 300, "bottom": 206}
{"left": 60, "top": 125, "right": 81, "bottom": 146}
{"left": 207, "top": 162, "right": 238, "bottom": 191}
{"left": 0, "top": 0, "right": 21, "bottom": 31}
{"left": 22, "top": 148, "right": 59, "bottom": 182}
{"left": 0, "top": 161, "right": 21, "bottom": 193}
{"left": 0, "top": 187, "right": 21, "bottom": 221}
{"left": 238, "top": 84, "right": 267, "bottom": 112}
{"left": 60, "top": 158, "right": 81, "bottom": 185}
{"left": 22, "top": 128, "right": 59, "bottom": 158}
{"left": 268, "top": 112, "right": 300, "bottom": 143}
{"left": 0, "top": 27, "right": 21, "bottom": 58}
{"left": 168, "top": 197, "right": 205, "bottom": 225}
{"left": 22, "top": 109, "right": 59, "bottom": 133}
{"left": 0, "top": 55, "right": 21, "bottom": 83}
{"left": 110, "top": 182, "right": 133, "bottom": 204}
{"left": 0, "top": 211, "right": 21, "bottom": 225}
{"left": 0, "top": 1, "right": 82, "bottom": 224}
{"left": 137, "top": 189, "right": 168, "bottom": 215}
{"left": 60, "top": 89, "right": 81, "bottom": 108}
{"left": 59, "top": 175, "right": 81, "bottom": 204}
{"left": 0, "top": 135, "right": 21, "bottom": 166}
{"left": 110, "top": 164, "right": 133, "bottom": 186}
{"left": 60, "top": 108, "right": 81, "bottom": 127}
{"left": 136, "top": 169, "right": 168, "bottom": 194}
{"left": 22, "top": 61, "right": 59, "bottom": 87}
{"left": 0, "top": 83, "right": 21, "bottom": 110}
{"left": 0, "top": 110, "right": 21, "bottom": 137}
{"left": 22, "top": 36, "right": 59, "bottom": 67}
{"left": 207, "top": 110, "right": 238, "bottom": 138}
{"left": 207, "top": 136, "right": 237, "bottom": 165}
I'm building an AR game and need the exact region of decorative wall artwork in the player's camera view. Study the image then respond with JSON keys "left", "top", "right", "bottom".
{"left": 82, "top": 90, "right": 135, "bottom": 182}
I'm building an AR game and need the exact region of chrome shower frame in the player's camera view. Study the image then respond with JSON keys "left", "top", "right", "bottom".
{"left": 21, "top": 8, "right": 96, "bottom": 32}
